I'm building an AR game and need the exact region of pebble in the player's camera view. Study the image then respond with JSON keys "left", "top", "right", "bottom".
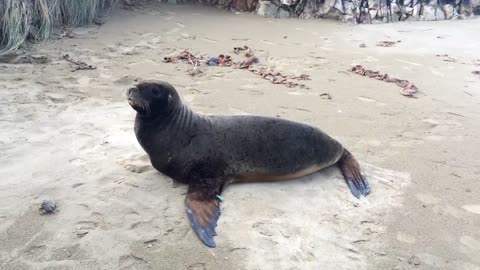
{"left": 40, "top": 198, "right": 57, "bottom": 214}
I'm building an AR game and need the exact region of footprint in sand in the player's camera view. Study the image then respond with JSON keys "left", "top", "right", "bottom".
{"left": 261, "top": 40, "right": 276, "bottom": 45}
{"left": 117, "top": 155, "right": 151, "bottom": 174}
{"left": 357, "top": 96, "right": 387, "bottom": 106}
{"left": 415, "top": 193, "right": 440, "bottom": 205}
{"left": 69, "top": 158, "right": 86, "bottom": 166}
{"left": 460, "top": 235, "right": 480, "bottom": 260}
{"left": 114, "top": 75, "right": 141, "bottom": 86}
{"left": 75, "top": 221, "right": 98, "bottom": 238}
{"left": 118, "top": 254, "right": 150, "bottom": 270}
{"left": 188, "top": 263, "right": 206, "bottom": 270}
{"left": 201, "top": 37, "right": 217, "bottom": 43}
{"left": 396, "top": 232, "right": 416, "bottom": 244}
{"left": 166, "top": 27, "right": 181, "bottom": 35}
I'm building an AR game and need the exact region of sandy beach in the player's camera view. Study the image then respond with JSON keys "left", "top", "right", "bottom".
{"left": 1, "top": 3, "right": 480, "bottom": 269}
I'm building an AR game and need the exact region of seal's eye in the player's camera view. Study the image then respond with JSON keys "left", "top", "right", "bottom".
{"left": 152, "top": 88, "right": 160, "bottom": 96}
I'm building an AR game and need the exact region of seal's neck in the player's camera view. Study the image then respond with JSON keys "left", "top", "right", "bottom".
{"left": 135, "top": 103, "right": 198, "bottom": 132}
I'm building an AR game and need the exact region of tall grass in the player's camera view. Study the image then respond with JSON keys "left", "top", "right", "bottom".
{"left": 0, "top": 0, "right": 118, "bottom": 55}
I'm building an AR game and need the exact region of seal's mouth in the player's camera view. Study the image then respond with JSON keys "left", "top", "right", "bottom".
{"left": 127, "top": 86, "right": 150, "bottom": 115}
{"left": 128, "top": 97, "right": 150, "bottom": 115}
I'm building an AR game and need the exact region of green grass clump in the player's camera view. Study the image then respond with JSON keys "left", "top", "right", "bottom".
{"left": 0, "top": 0, "right": 117, "bottom": 55}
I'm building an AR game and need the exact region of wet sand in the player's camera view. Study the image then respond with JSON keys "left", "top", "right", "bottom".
{"left": 1, "top": 4, "right": 480, "bottom": 270}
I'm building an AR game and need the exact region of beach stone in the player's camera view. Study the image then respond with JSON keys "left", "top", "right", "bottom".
{"left": 436, "top": 5, "right": 446, "bottom": 19}
{"left": 277, "top": 8, "right": 290, "bottom": 18}
{"left": 319, "top": 0, "right": 337, "bottom": 15}
{"left": 342, "top": 14, "right": 356, "bottom": 23}
{"left": 40, "top": 198, "right": 57, "bottom": 214}
{"left": 412, "top": 4, "right": 421, "bottom": 18}
{"left": 324, "top": 7, "right": 343, "bottom": 19}
{"left": 334, "top": 0, "right": 344, "bottom": 12}
{"left": 343, "top": 1, "right": 355, "bottom": 15}
{"left": 441, "top": 4, "right": 455, "bottom": 19}
{"left": 421, "top": 4, "right": 438, "bottom": 20}
{"left": 256, "top": 1, "right": 277, "bottom": 17}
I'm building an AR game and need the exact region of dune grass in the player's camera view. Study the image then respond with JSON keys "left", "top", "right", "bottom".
{"left": 0, "top": 0, "right": 117, "bottom": 55}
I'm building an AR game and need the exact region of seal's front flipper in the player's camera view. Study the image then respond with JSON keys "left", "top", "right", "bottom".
{"left": 338, "top": 149, "right": 370, "bottom": 198}
{"left": 184, "top": 187, "right": 221, "bottom": 248}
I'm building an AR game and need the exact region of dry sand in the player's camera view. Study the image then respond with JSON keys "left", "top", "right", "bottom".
{"left": 1, "top": 4, "right": 480, "bottom": 270}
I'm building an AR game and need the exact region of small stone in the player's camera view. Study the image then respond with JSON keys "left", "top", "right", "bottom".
{"left": 40, "top": 198, "right": 57, "bottom": 214}
{"left": 359, "top": 43, "right": 367, "bottom": 48}
{"left": 408, "top": 255, "right": 421, "bottom": 266}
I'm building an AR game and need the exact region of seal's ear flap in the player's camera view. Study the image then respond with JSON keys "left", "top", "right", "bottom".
{"left": 184, "top": 187, "right": 221, "bottom": 248}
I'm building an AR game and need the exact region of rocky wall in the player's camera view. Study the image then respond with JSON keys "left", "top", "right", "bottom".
{"left": 214, "top": 0, "right": 480, "bottom": 23}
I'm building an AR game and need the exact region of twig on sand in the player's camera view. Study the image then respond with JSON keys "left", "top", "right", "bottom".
{"left": 376, "top": 40, "right": 401, "bottom": 47}
{"left": 62, "top": 54, "right": 96, "bottom": 72}
{"left": 349, "top": 64, "right": 418, "bottom": 97}
{"left": 162, "top": 47, "right": 311, "bottom": 89}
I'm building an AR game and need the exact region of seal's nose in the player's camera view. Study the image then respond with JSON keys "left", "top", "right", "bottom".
{"left": 127, "top": 86, "right": 137, "bottom": 96}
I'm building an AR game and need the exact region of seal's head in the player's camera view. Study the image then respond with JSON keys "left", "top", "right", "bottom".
{"left": 127, "top": 80, "right": 180, "bottom": 118}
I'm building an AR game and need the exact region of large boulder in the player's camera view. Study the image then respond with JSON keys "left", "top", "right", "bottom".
{"left": 257, "top": 1, "right": 278, "bottom": 17}
{"left": 421, "top": 4, "right": 438, "bottom": 20}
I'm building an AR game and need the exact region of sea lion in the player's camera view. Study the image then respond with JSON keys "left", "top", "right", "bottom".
{"left": 127, "top": 80, "right": 370, "bottom": 248}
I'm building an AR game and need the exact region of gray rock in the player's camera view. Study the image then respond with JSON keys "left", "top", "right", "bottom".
{"left": 277, "top": 8, "right": 290, "bottom": 18}
{"left": 369, "top": 7, "right": 378, "bottom": 19}
{"left": 324, "top": 7, "right": 343, "bottom": 19}
{"left": 319, "top": 0, "right": 337, "bottom": 15}
{"left": 334, "top": 0, "right": 344, "bottom": 12}
{"left": 436, "top": 5, "right": 446, "bottom": 19}
{"left": 408, "top": 255, "right": 422, "bottom": 266}
{"left": 256, "top": 1, "right": 277, "bottom": 17}
{"left": 40, "top": 198, "right": 57, "bottom": 214}
{"left": 441, "top": 4, "right": 455, "bottom": 19}
{"left": 343, "top": 1, "right": 355, "bottom": 15}
{"left": 391, "top": 2, "right": 401, "bottom": 13}
{"left": 412, "top": 4, "right": 421, "bottom": 18}
{"left": 342, "top": 14, "right": 356, "bottom": 24}
{"left": 421, "top": 4, "right": 438, "bottom": 20}
{"left": 280, "top": 0, "right": 296, "bottom": 5}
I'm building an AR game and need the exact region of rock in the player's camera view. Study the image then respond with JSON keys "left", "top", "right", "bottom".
{"left": 343, "top": 0, "right": 355, "bottom": 15}
{"left": 342, "top": 14, "right": 356, "bottom": 24}
{"left": 412, "top": 4, "right": 421, "bottom": 19}
{"left": 359, "top": 43, "right": 367, "bottom": 48}
{"left": 40, "top": 198, "right": 57, "bottom": 214}
{"left": 319, "top": 0, "right": 337, "bottom": 15}
{"left": 369, "top": 8, "right": 378, "bottom": 19}
{"left": 324, "top": 7, "right": 343, "bottom": 19}
{"left": 277, "top": 8, "right": 290, "bottom": 18}
{"left": 408, "top": 255, "right": 422, "bottom": 266}
{"left": 256, "top": 1, "right": 277, "bottom": 17}
{"left": 334, "top": 0, "right": 344, "bottom": 13}
{"left": 403, "top": 6, "right": 413, "bottom": 15}
{"left": 280, "top": 0, "right": 296, "bottom": 5}
{"left": 421, "top": 4, "right": 438, "bottom": 20}
{"left": 436, "top": 5, "right": 446, "bottom": 19}
{"left": 441, "top": 4, "right": 455, "bottom": 19}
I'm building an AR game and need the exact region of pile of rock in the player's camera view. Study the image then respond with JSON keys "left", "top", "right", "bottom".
{"left": 220, "top": 0, "right": 479, "bottom": 23}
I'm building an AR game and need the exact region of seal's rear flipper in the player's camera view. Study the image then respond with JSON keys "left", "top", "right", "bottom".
{"left": 338, "top": 149, "right": 370, "bottom": 198}
{"left": 184, "top": 187, "right": 221, "bottom": 248}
